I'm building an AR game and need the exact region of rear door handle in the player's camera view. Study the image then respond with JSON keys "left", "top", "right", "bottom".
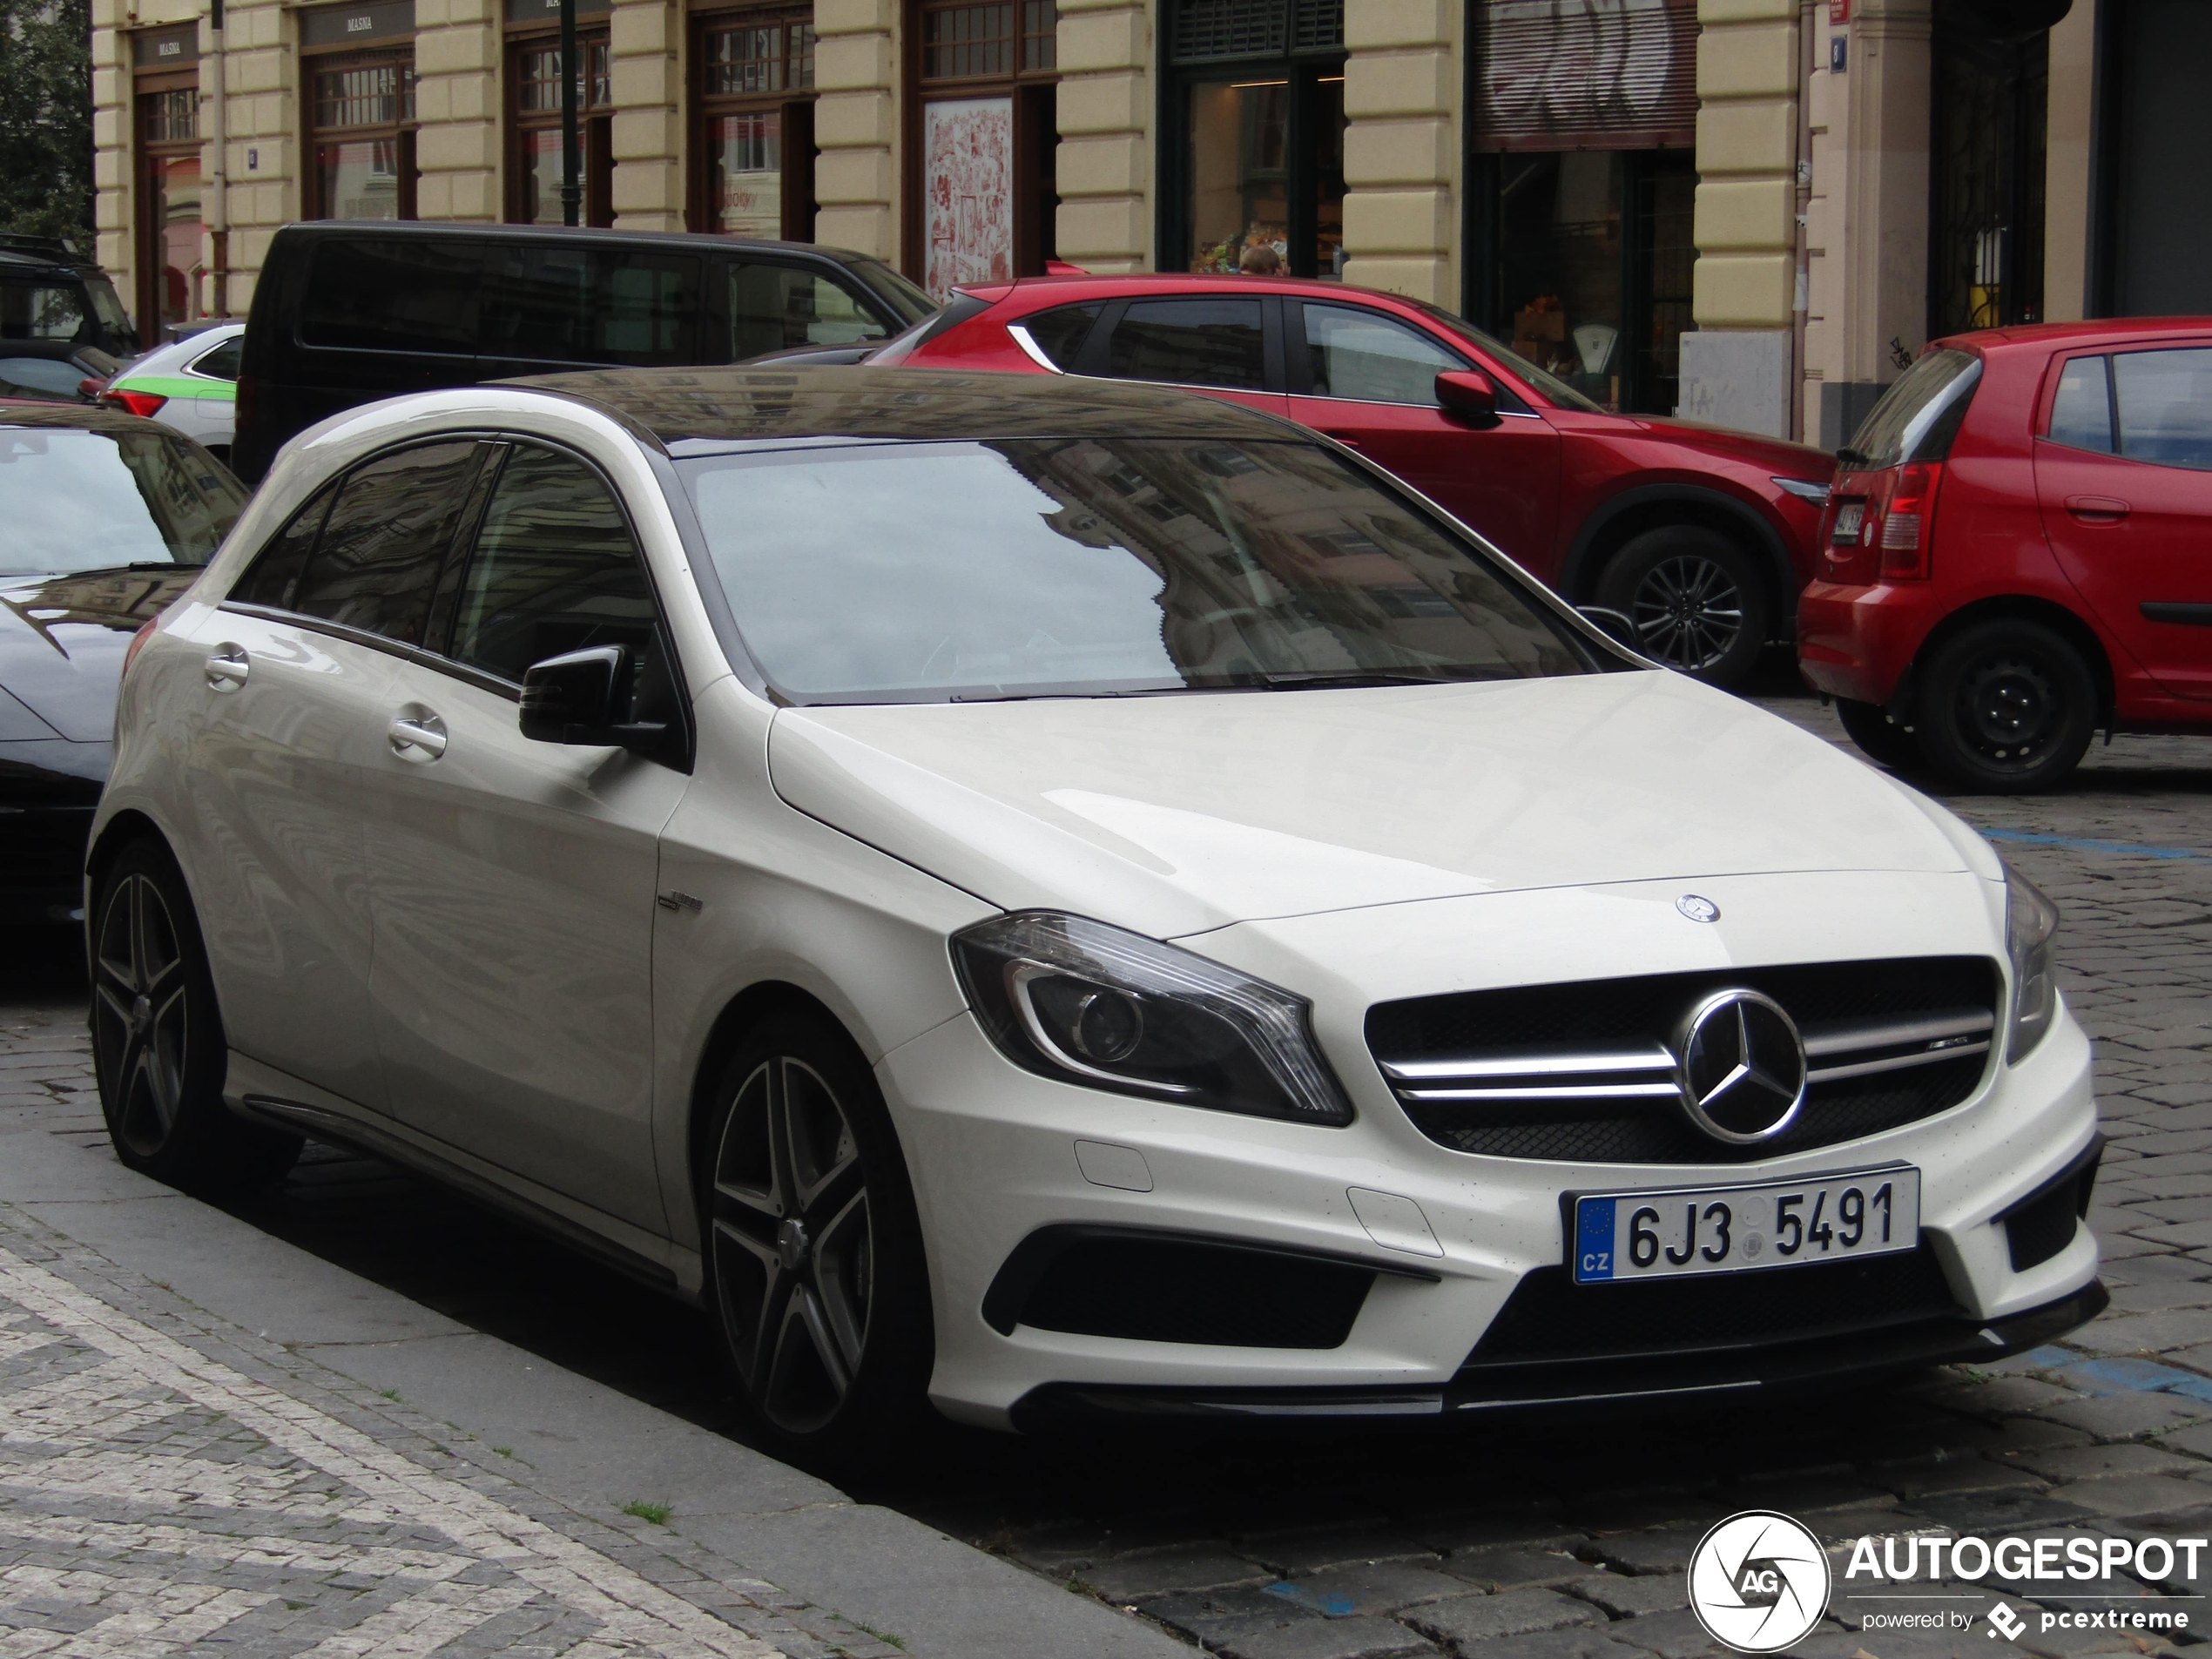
{"left": 2065, "top": 495, "right": 2131, "bottom": 523}
{"left": 388, "top": 713, "right": 448, "bottom": 760}
{"left": 204, "top": 644, "right": 249, "bottom": 691}
{"left": 1320, "top": 430, "right": 1365, "bottom": 448}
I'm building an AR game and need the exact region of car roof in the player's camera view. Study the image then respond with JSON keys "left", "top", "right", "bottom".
{"left": 979, "top": 271, "right": 1436, "bottom": 308}
{"left": 273, "top": 219, "right": 883, "bottom": 269}
{"left": 0, "top": 401, "right": 181, "bottom": 437}
{"left": 506, "top": 365, "right": 1304, "bottom": 447}
{"left": 0, "top": 340, "right": 111, "bottom": 362}
{"left": 0, "top": 247, "right": 94, "bottom": 276}
{"left": 1935, "top": 317, "right": 2212, "bottom": 353}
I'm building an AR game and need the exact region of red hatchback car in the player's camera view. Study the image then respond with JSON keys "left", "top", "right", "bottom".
{"left": 1799, "top": 320, "right": 2212, "bottom": 791}
{"left": 876, "top": 275, "right": 1837, "bottom": 686}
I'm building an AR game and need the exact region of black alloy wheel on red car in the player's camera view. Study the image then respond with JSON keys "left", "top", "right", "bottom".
{"left": 1836, "top": 698, "right": 1924, "bottom": 771}
{"left": 1912, "top": 618, "right": 2098, "bottom": 792}
{"left": 1596, "top": 525, "right": 1770, "bottom": 687}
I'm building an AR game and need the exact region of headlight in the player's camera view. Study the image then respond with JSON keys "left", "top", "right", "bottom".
{"left": 950, "top": 911, "right": 1353, "bottom": 1125}
{"left": 2004, "top": 861, "right": 2060, "bottom": 1062}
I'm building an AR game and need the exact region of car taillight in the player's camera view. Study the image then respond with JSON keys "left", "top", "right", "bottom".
{"left": 99, "top": 388, "right": 168, "bottom": 418}
{"left": 1873, "top": 461, "right": 1943, "bottom": 580}
{"left": 121, "top": 617, "right": 158, "bottom": 682}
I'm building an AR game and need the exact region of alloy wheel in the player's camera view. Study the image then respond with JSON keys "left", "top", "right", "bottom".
{"left": 92, "top": 873, "right": 191, "bottom": 1158}
{"left": 710, "top": 1056, "right": 875, "bottom": 1435}
{"left": 1954, "top": 652, "right": 2063, "bottom": 768}
{"left": 1630, "top": 555, "right": 1745, "bottom": 671}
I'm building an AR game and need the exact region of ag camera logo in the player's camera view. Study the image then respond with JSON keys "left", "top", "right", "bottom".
{"left": 1689, "top": 1510, "right": 1831, "bottom": 1653}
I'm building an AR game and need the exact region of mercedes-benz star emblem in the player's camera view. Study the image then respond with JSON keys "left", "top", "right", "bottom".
{"left": 1676, "top": 894, "right": 1721, "bottom": 923}
{"left": 1676, "top": 989, "right": 1808, "bottom": 1144}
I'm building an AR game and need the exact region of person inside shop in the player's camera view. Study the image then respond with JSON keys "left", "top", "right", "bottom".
{"left": 1238, "top": 242, "right": 1282, "bottom": 276}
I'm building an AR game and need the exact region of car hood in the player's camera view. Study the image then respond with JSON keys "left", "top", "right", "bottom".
{"left": 766, "top": 670, "right": 1979, "bottom": 941}
{"left": 1631, "top": 416, "right": 1835, "bottom": 479}
{"left": 0, "top": 566, "right": 198, "bottom": 741}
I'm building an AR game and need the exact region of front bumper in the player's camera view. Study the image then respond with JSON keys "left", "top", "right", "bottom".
{"left": 880, "top": 873, "right": 2103, "bottom": 1432}
{"left": 1797, "top": 578, "right": 1945, "bottom": 706}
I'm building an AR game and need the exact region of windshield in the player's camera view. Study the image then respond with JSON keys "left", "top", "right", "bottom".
{"left": 1843, "top": 348, "right": 1981, "bottom": 470}
{"left": 846, "top": 257, "right": 937, "bottom": 325}
{"left": 84, "top": 275, "right": 138, "bottom": 348}
{"left": 1412, "top": 300, "right": 1608, "bottom": 415}
{"left": 0, "top": 427, "right": 244, "bottom": 576}
{"left": 680, "top": 436, "right": 1592, "bottom": 705}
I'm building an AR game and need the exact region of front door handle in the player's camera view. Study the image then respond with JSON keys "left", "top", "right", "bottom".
{"left": 1321, "top": 430, "right": 1366, "bottom": 448}
{"left": 2066, "top": 495, "right": 2131, "bottom": 523}
{"left": 204, "top": 644, "right": 249, "bottom": 692}
{"left": 388, "top": 713, "right": 448, "bottom": 760}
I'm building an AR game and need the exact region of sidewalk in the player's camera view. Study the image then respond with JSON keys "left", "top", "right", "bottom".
{"left": 0, "top": 988, "right": 1187, "bottom": 1659}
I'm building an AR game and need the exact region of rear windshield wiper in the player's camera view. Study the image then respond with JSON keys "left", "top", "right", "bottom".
{"left": 1835, "top": 447, "right": 1871, "bottom": 469}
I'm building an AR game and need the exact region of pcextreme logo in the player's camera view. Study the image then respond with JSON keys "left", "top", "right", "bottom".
{"left": 1688, "top": 1512, "right": 1832, "bottom": 1653}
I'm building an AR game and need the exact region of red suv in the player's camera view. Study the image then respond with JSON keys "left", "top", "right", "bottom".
{"left": 1799, "top": 320, "right": 2212, "bottom": 791}
{"left": 875, "top": 275, "right": 1837, "bottom": 686}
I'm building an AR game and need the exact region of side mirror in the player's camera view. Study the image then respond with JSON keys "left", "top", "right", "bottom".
{"left": 1576, "top": 605, "right": 1645, "bottom": 654}
{"left": 520, "top": 644, "right": 669, "bottom": 751}
{"left": 1436, "top": 369, "right": 1501, "bottom": 428}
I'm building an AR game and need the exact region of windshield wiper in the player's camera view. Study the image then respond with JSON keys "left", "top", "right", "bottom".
{"left": 1835, "top": 447, "right": 1872, "bottom": 469}
{"left": 37, "top": 560, "right": 207, "bottom": 580}
{"left": 1235, "top": 669, "right": 1470, "bottom": 691}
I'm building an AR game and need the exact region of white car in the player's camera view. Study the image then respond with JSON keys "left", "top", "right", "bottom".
{"left": 96, "top": 321, "right": 241, "bottom": 462}
{"left": 91, "top": 368, "right": 2104, "bottom": 1451}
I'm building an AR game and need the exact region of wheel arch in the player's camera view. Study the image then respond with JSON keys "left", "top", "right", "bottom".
{"left": 1897, "top": 595, "right": 2117, "bottom": 728}
{"left": 684, "top": 979, "right": 864, "bottom": 1190}
{"left": 1561, "top": 485, "right": 1798, "bottom": 640}
{"left": 84, "top": 809, "right": 175, "bottom": 918}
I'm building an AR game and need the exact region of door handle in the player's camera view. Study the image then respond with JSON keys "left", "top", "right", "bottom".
{"left": 2065, "top": 495, "right": 2131, "bottom": 523}
{"left": 204, "top": 644, "right": 249, "bottom": 692}
{"left": 388, "top": 713, "right": 448, "bottom": 760}
{"left": 1320, "top": 430, "right": 1365, "bottom": 448}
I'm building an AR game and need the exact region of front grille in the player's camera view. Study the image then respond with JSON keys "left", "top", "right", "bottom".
{"left": 1369, "top": 957, "right": 2000, "bottom": 1165}
{"left": 1463, "top": 1246, "right": 1963, "bottom": 1369}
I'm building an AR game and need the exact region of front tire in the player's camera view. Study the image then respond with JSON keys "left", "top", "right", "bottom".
{"left": 698, "top": 1006, "right": 933, "bottom": 1461}
{"left": 1596, "top": 525, "right": 1771, "bottom": 687}
{"left": 1835, "top": 698, "right": 1922, "bottom": 770}
{"left": 1913, "top": 619, "right": 2097, "bottom": 792}
{"left": 90, "top": 839, "right": 300, "bottom": 1190}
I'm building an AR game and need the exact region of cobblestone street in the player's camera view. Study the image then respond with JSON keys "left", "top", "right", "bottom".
{"left": 3, "top": 688, "right": 2211, "bottom": 1659}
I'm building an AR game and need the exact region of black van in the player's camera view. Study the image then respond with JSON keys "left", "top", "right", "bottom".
{"left": 0, "top": 237, "right": 141, "bottom": 360}
{"left": 233, "top": 221, "right": 937, "bottom": 481}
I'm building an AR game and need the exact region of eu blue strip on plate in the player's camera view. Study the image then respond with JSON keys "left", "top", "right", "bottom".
{"left": 1575, "top": 1197, "right": 1615, "bottom": 1282}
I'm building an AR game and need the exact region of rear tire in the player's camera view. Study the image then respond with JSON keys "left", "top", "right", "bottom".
{"left": 698, "top": 1005, "right": 934, "bottom": 1466}
{"left": 1835, "top": 698, "right": 1922, "bottom": 771}
{"left": 1595, "top": 525, "right": 1770, "bottom": 687}
{"left": 1912, "top": 619, "right": 2097, "bottom": 792}
{"left": 89, "top": 840, "right": 301, "bottom": 1191}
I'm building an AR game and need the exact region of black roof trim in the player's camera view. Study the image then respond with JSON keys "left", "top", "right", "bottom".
{"left": 270, "top": 219, "right": 874, "bottom": 266}
{"left": 499, "top": 365, "right": 1303, "bottom": 447}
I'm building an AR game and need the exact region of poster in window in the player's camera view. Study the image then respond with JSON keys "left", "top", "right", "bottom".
{"left": 923, "top": 97, "right": 1012, "bottom": 299}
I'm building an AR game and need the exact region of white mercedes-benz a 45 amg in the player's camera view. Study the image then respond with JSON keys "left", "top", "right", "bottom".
{"left": 90, "top": 368, "right": 2104, "bottom": 1453}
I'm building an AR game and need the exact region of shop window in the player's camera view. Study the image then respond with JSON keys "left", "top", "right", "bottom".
{"left": 1463, "top": 0, "right": 1696, "bottom": 415}
{"left": 694, "top": 9, "right": 816, "bottom": 239}
{"left": 908, "top": 1, "right": 1058, "bottom": 295}
{"left": 137, "top": 81, "right": 202, "bottom": 334}
{"left": 309, "top": 52, "right": 417, "bottom": 221}
{"left": 509, "top": 34, "right": 612, "bottom": 226}
{"left": 1163, "top": 0, "right": 1344, "bottom": 278}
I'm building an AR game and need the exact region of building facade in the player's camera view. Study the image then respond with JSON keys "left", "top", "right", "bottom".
{"left": 93, "top": 0, "right": 2209, "bottom": 442}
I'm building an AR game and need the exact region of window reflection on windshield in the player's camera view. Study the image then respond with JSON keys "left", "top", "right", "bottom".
{"left": 683, "top": 436, "right": 1588, "bottom": 703}
{"left": 0, "top": 428, "right": 243, "bottom": 576}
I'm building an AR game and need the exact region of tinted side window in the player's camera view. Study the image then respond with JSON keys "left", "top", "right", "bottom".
{"left": 1302, "top": 303, "right": 1463, "bottom": 404}
{"left": 449, "top": 443, "right": 658, "bottom": 685}
{"left": 233, "top": 484, "right": 338, "bottom": 610}
{"left": 2114, "top": 347, "right": 2212, "bottom": 470}
{"left": 0, "top": 280, "right": 88, "bottom": 341}
{"left": 191, "top": 337, "right": 243, "bottom": 381}
{"left": 301, "top": 239, "right": 487, "bottom": 354}
{"left": 2047, "top": 355, "right": 2114, "bottom": 453}
{"left": 1016, "top": 303, "right": 1103, "bottom": 370}
{"left": 727, "top": 264, "right": 890, "bottom": 361}
{"left": 479, "top": 246, "right": 703, "bottom": 365}
{"left": 1104, "top": 300, "right": 1266, "bottom": 391}
{"left": 294, "top": 442, "right": 482, "bottom": 644}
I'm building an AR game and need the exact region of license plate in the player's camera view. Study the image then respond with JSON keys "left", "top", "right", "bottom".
{"left": 1571, "top": 1166, "right": 1920, "bottom": 1285}
{"left": 1832, "top": 501, "right": 1865, "bottom": 545}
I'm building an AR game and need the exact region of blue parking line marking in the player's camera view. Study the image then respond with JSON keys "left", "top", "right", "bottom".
{"left": 1980, "top": 826, "right": 2212, "bottom": 862}
{"left": 1575, "top": 1198, "right": 1615, "bottom": 1283}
